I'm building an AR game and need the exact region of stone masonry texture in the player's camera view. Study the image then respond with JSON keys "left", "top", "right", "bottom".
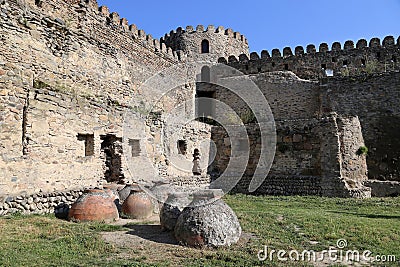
{"left": 0, "top": 0, "right": 399, "bottom": 215}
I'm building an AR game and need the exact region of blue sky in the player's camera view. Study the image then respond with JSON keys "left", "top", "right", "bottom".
{"left": 97, "top": 0, "right": 400, "bottom": 53}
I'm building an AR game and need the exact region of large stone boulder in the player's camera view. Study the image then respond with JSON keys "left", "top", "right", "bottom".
{"left": 174, "top": 190, "right": 241, "bottom": 247}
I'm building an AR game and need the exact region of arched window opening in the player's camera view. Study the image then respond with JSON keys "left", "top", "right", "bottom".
{"left": 201, "top": 39, "right": 210, "bottom": 54}
{"left": 195, "top": 89, "right": 216, "bottom": 119}
{"left": 177, "top": 140, "right": 187, "bottom": 155}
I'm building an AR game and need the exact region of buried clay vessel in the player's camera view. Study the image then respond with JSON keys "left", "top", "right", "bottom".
{"left": 68, "top": 189, "right": 119, "bottom": 223}
{"left": 118, "top": 183, "right": 141, "bottom": 203}
{"left": 103, "top": 183, "right": 123, "bottom": 212}
{"left": 121, "top": 187, "right": 153, "bottom": 219}
{"left": 160, "top": 192, "right": 191, "bottom": 231}
{"left": 174, "top": 189, "right": 241, "bottom": 248}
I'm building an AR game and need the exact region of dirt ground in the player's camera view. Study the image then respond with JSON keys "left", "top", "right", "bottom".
{"left": 101, "top": 217, "right": 373, "bottom": 267}
{"left": 101, "top": 216, "right": 255, "bottom": 265}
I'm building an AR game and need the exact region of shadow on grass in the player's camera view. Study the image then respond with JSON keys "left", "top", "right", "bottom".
{"left": 328, "top": 210, "right": 400, "bottom": 220}
{"left": 124, "top": 224, "right": 178, "bottom": 245}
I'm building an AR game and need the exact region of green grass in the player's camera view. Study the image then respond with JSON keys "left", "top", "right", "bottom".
{"left": 227, "top": 195, "right": 399, "bottom": 255}
{"left": 0, "top": 214, "right": 148, "bottom": 267}
{"left": 0, "top": 196, "right": 399, "bottom": 267}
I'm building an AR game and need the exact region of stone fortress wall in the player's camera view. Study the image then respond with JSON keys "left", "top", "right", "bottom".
{"left": 0, "top": 0, "right": 211, "bottom": 201}
{"left": 205, "top": 71, "right": 399, "bottom": 196}
{"left": 218, "top": 36, "right": 400, "bottom": 80}
{"left": 201, "top": 67, "right": 371, "bottom": 197}
{"left": 210, "top": 114, "right": 369, "bottom": 198}
{"left": 0, "top": 0, "right": 399, "bottom": 215}
{"left": 321, "top": 73, "right": 400, "bottom": 182}
{"left": 211, "top": 37, "right": 400, "bottom": 196}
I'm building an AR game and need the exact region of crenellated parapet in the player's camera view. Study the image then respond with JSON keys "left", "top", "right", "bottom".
{"left": 161, "top": 25, "right": 248, "bottom": 46}
{"left": 160, "top": 25, "right": 250, "bottom": 62}
{"left": 218, "top": 36, "right": 400, "bottom": 79}
{"left": 93, "top": 4, "right": 180, "bottom": 61}
{"left": 42, "top": 0, "right": 179, "bottom": 61}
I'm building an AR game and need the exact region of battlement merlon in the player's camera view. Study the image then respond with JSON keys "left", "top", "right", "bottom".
{"left": 220, "top": 36, "right": 399, "bottom": 61}
{"left": 218, "top": 35, "right": 400, "bottom": 79}
{"left": 43, "top": 0, "right": 179, "bottom": 61}
{"left": 52, "top": 1, "right": 247, "bottom": 62}
{"left": 160, "top": 25, "right": 249, "bottom": 62}
{"left": 161, "top": 25, "right": 248, "bottom": 45}
{"left": 89, "top": 4, "right": 179, "bottom": 61}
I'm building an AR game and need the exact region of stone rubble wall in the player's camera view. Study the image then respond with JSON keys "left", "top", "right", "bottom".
{"left": 206, "top": 71, "right": 320, "bottom": 122}
{"left": 235, "top": 175, "right": 322, "bottom": 196}
{"left": 336, "top": 116, "right": 368, "bottom": 183}
{"left": 0, "top": 0, "right": 177, "bottom": 111}
{"left": 0, "top": 78, "right": 205, "bottom": 198}
{"left": 213, "top": 57, "right": 399, "bottom": 190}
{"left": 162, "top": 121, "right": 213, "bottom": 179}
{"left": 0, "top": 84, "right": 126, "bottom": 197}
{"left": 322, "top": 72, "right": 400, "bottom": 182}
{"left": 364, "top": 180, "right": 400, "bottom": 197}
{"left": 0, "top": 188, "right": 85, "bottom": 216}
{"left": 209, "top": 115, "right": 369, "bottom": 197}
{"left": 210, "top": 120, "right": 322, "bottom": 195}
{"left": 168, "top": 175, "right": 211, "bottom": 188}
{"left": 0, "top": 0, "right": 202, "bottom": 198}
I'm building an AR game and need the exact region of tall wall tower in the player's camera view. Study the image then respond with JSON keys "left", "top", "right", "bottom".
{"left": 162, "top": 25, "right": 250, "bottom": 63}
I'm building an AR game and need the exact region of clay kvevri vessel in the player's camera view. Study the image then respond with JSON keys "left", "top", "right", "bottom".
{"left": 103, "top": 183, "right": 122, "bottom": 212}
{"left": 103, "top": 183, "right": 120, "bottom": 200}
{"left": 121, "top": 188, "right": 153, "bottom": 219}
{"left": 118, "top": 183, "right": 140, "bottom": 203}
{"left": 160, "top": 192, "right": 191, "bottom": 231}
{"left": 68, "top": 189, "right": 119, "bottom": 223}
{"left": 174, "top": 189, "right": 241, "bottom": 248}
